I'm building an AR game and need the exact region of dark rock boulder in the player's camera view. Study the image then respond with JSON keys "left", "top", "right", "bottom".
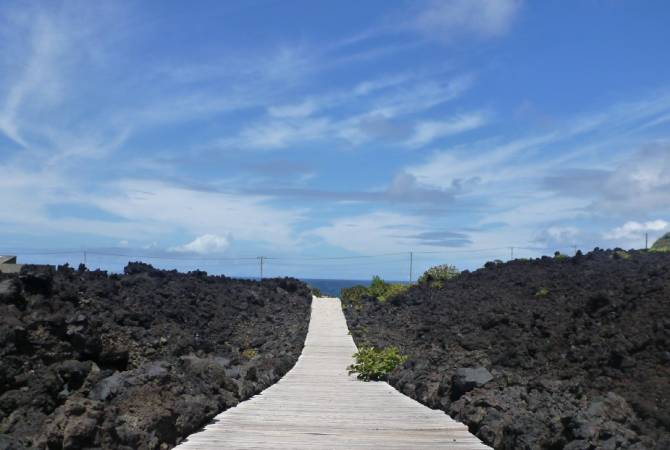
{"left": 343, "top": 249, "right": 670, "bottom": 449}
{"left": 18, "top": 265, "right": 54, "bottom": 295}
{"left": 0, "top": 263, "right": 311, "bottom": 449}
{"left": 451, "top": 367, "right": 493, "bottom": 400}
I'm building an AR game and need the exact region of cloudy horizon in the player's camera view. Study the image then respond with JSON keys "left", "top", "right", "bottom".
{"left": 1, "top": 0, "right": 669, "bottom": 279}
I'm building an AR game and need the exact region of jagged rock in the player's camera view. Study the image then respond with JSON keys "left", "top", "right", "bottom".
{"left": 0, "top": 279, "right": 22, "bottom": 306}
{"left": 19, "top": 265, "right": 54, "bottom": 295}
{"left": 451, "top": 367, "right": 493, "bottom": 400}
{"left": 0, "top": 264, "right": 311, "bottom": 449}
{"left": 343, "top": 249, "right": 670, "bottom": 449}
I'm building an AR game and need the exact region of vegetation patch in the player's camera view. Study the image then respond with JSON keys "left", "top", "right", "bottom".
{"left": 651, "top": 232, "right": 670, "bottom": 252}
{"left": 418, "top": 264, "right": 460, "bottom": 288}
{"left": 348, "top": 346, "right": 408, "bottom": 381}
{"left": 308, "top": 285, "right": 323, "bottom": 297}
{"left": 613, "top": 250, "right": 631, "bottom": 260}
{"left": 341, "top": 276, "right": 408, "bottom": 303}
{"left": 535, "top": 287, "right": 550, "bottom": 298}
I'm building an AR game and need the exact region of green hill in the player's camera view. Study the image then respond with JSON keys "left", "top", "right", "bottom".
{"left": 652, "top": 232, "right": 670, "bottom": 251}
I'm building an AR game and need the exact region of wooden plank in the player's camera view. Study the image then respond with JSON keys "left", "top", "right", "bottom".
{"left": 175, "top": 297, "right": 491, "bottom": 449}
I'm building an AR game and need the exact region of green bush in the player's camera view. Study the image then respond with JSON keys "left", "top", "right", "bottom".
{"left": 418, "top": 264, "right": 459, "bottom": 287}
{"left": 554, "top": 251, "right": 567, "bottom": 260}
{"left": 308, "top": 285, "right": 323, "bottom": 297}
{"left": 651, "top": 232, "right": 670, "bottom": 252}
{"left": 535, "top": 287, "right": 550, "bottom": 298}
{"left": 342, "top": 277, "right": 408, "bottom": 304}
{"left": 341, "top": 284, "right": 368, "bottom": 303}
{"left": 368, "top": 275, "right": 389, "bottom": 299}
{"left": 378, "top": 283, "right": 408, "bottom": 302}
{"left": 241, "top": 348, "right": 257, "bottom": 359}
{"left": 348, "top": 346, "right": 408, "bottom": 381}
{"left": 613, "top": 250, "right": 631, "bottom": 260}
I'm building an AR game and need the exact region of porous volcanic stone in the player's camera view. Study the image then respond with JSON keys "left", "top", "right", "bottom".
{"left": 344, "top": 249, "right": 670, "bottom": 449}
{"left": 0, "top": 263, "right": 311, "bottom": 449}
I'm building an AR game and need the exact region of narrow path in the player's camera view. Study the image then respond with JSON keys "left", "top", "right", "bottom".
{"left": 176, "top": 297, "right": 490, "bottom": 449}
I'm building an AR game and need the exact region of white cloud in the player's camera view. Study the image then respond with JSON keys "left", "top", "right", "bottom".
{"left": 171, "top": 234, "right": 231, "bottom": 254}
{"left": 0, "top": 11, "right": 66, "bottom": 147}
{"left": 90, "top": 179, "right": 305, "bottom": 249}
{"left": 268, "top": 100, "right": 316, "bottom": 118}
{"left": 222, "top": 75, "right": 474, "bottom": 150}
{"left": 534, "top": 226, "right": 580, "bottom": 246}
{"left": 604, "top": 220, "right": 669, "bottom": 241}
{"left": 312, "top": 212, "right": 426, "bottom": 254}
{"left": 410, "top": 0, "right": 521, "bottom": 43}
{"left": 230, "top": 118, "right": 331, "bottom": 150}
{"left": 545, "top": 226, "right": 580, "bottom": 241}
{"left": 405, "top": 113, "right": 486, "bottom": 148}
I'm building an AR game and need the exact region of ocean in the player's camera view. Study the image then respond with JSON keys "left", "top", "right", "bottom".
{"left": 300, "top": 278, "right": 408, "bottom": 297}
{"left": 300, "top": 278, "right": 369, "bottom": 297}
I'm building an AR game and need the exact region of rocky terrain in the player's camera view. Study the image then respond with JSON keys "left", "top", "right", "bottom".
{"left": 0, "top": 263, "right": 311, "bottom": 449}
{"left": 343, "top": 249, "right": 670, "bottom": 449}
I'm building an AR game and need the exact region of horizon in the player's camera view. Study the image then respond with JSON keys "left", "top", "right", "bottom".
{"left": 1, "top": 0, "right": 669, "bottom": 280}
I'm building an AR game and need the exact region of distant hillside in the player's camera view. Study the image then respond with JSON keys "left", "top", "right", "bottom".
{"left": 652, "top": 232, "right": 670, "bottom": 251}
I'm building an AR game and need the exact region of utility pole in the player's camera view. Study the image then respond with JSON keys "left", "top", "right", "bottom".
{"left": 409, "top": 251, "right": 413, "bottom": 284}
{"left": 510, "top": 246, "right": 514, "bottom": 260}
{"left": 258, "top": 256, "right": 264, "bottom": 280}
{"left": 645, "top": 232, "right": 649, "bottom": 250}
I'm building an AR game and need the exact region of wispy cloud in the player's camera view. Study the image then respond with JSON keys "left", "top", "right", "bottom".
{"left": 604, "top": 220, "right": 668, "bottom": 241}
{"left": 312, "top": 212, "right": 425, "bottom": 253}
{"left": 405, "top": 113, "right": 487, "bottom": 148}
{"left": 221, "top": 74, "right": 476, "bottom": 151}
{"left": 407, "top": 0, "right": 522, "bottom": 44}
{"left": 171, "top": 234, "right": 231, "bottom": 254}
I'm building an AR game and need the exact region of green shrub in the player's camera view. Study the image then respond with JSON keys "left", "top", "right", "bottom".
{"left": 378, "top": 283, "right": 409, "bottom": 302}
{"left": 342, "top": 277, "right": 408, "bottom": 304}
{"left": 308, "top": 285, "right": 323, "bottom": 297}
{"left": 535, "top": 287, "right": 550, "bottom": 298}
{"left": 651, "top": 232, "right": 670, "bottom": 252}
{"left": 368, "top": 275, "right": 389, "bottom": 299}
{"left": 241, "top": 348, "right": 257, "bottom": 359}
{"left": 348, "top": 346, "right": 408, "bottom": 381}
{"left": 418, "top": 264, "right": 459, "bottom": 287}
{"left": 554, "top": 251, "right": 567, "bottom": 260}
{"left": 341, "top": 284, "right": 368, "bottom": 303}
{"left": 613, "top": 250, "right": 631, "bottom": 260}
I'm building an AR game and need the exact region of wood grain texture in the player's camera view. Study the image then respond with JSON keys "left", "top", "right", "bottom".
{"left": 175, "top": 297, "right": 491, "bottom": 449}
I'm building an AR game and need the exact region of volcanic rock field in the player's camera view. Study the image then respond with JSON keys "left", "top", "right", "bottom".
{"left": 344, "top": 249, "right": 670, "bottom": 450}
{"left": 0, "top": 263, "right": 311, "bottom": 449}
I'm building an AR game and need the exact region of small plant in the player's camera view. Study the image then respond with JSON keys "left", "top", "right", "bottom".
{"left": 535, "top": 287, "right": 550, "bottom": 298}
{"left": 348, "top": 346, "right": 407, "bottom": 381}
{"left": 241, "top": 348, "right": 257, "bottom": 359}
{"left": 342, "top": 277, "right": 408, "bottom": 304}
{"left": 554, "top": 251, "right": 567, "bottom": 260}
{"left": 308, "top": 285, "right": 323, "bottom": 297}
{"left": 378, "top": 283, "right": 409, "bottom": 302}
{"left": 613, "top": 250, "right": 631, "bottom": 260}
{"left": 341, "top": 285, "right": 368, "bottom": 303}
{"left": 651, "top": 232, "right": 670, "bottom": 252}
{"left": 418, "top": 264, "right": 459, "bottom": 288}
{"left": 368, "top": 275, "right": 389, "bottom": 299}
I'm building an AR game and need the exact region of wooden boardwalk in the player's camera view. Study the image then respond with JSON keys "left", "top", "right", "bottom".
{"left": 176, "top": 297, "right": 490, "bottom": 449}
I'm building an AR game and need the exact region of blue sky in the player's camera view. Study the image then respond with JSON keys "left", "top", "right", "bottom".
{"left": 1, "top": 0, "right": 670, "bottom": 279}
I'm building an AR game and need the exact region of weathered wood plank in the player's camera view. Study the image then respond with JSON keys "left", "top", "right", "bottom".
{"left": 175, "top": 297, "right": 491, "bottom": 449}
